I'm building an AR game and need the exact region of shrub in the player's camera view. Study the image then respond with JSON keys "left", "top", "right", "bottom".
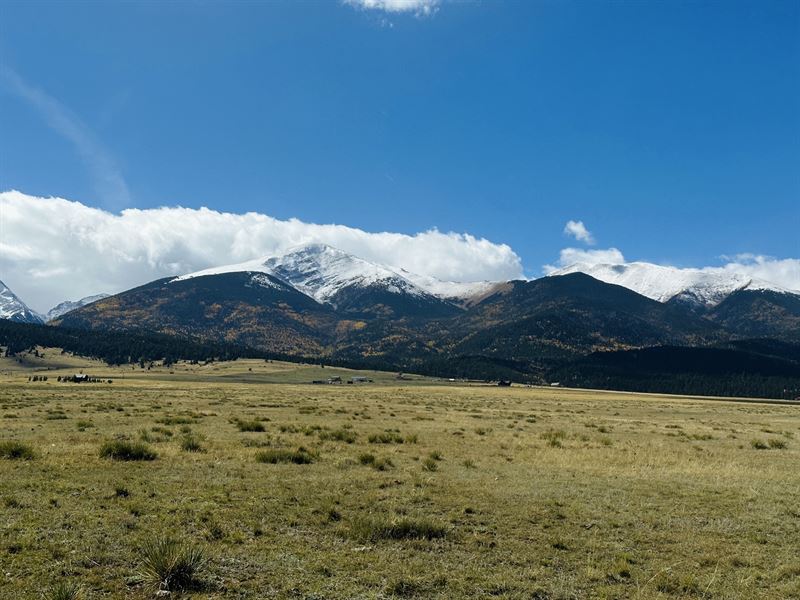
{"left": 255, "top": 448, "right": 314, "bottom": 464}
{"left": 99, "top": 440, "right": 157, "bottom": 461}
{"left": 350, "top": 516, "right": 448, "bottom": 542}
{"left": 751, "top": 439, "right": 769, "bottom": 450}
{"left": 0, "top": 440, "right": 36, "bottom": 460}
{"left": 235, "top": 419, "right": 265, "bottom": 432}
{"left": 138, "top": 535, "right": 206, "bottom": 591}
{"left": 43, "top": 581, "right": 82, "bottom": 600}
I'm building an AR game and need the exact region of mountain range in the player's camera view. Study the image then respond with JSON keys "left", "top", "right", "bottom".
{"left": 3, "top": 244, "right": 799, "bottom": 386}
{"left": 0, "top": 243, "right": 778, "bottom": 378}
{"left": 0, "top": 284, "right": 110, "bottom": 325}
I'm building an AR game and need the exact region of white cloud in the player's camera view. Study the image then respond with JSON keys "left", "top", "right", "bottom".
{"left": 0, "top": 67, "right": 131, "bottom": 210}
{"left": 563, "top": 220, "right": 595, "bottom": 245}
{"left": 543, "top": 247, "right": 800, "bottom": 292}
{"left": 343, "top": 0, "right": 439, "bottom": 16}
{"left": 715, "top": 254, "right": 800, "bottom": 292}
{"left": 0, "top": 191, "right": 524, "bottom": 312}
{"left": 543, "top": 247, "right": 625, "bottom": 274}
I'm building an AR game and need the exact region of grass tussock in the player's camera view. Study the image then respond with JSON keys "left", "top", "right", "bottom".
{"left": 368, "top": 431, "right": 417, "bottom": 444}
{"left": 99, "top": 440, "right": 157, "bottom": 461}
{"left": 255, "top": 448, "right": 314, "bottom": 464}
{"left": 139, "top": 535, "right": 206, "bottom": 591}
{"left": 180, "top": 434, "right": 206, "bottom": 453}
{"left": 422, "top": 457, "right": 438, "bottom": 472}
{"left": 43, "top": 581, "right": 82, "bottom": 600}
{"left": 318, "top": 427, "right": 357, "bottom": 443}
{"left": 0, "top": 440, "right": 36, "bottom": 460}
{"left": 541, "top": 429, "right": 567, "bottom": 448}
{"left": 350, "top": 516, "right": 448, "bottom": 542}
{"left": 358, "top": 452, "right": 393, "bottom": 470}
{"left": 235, "top": 418, "right": 265, "bottom": 432}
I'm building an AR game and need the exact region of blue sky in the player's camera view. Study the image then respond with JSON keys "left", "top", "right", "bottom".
{"left": 1, "top": 0, "right": 798, "bottom": 288}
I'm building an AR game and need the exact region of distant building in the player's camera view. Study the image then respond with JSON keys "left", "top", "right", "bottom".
{"left": 350, "top": 376, "right": 372, "bottom": 384}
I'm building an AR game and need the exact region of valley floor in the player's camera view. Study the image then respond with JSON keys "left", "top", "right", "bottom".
{"left": 1, "top": 358, "right": 799, "bottom": 599}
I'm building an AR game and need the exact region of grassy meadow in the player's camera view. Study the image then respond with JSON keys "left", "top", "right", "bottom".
{"left": 1, "top": 351, "right": 799, "bottom": 599}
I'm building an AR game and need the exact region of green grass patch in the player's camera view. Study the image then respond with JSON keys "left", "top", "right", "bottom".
{"left": 255, "top": 448, "right": 314, "bottom": 464}
{"left": 99, "top": 440, "right": 157, "bottom": 461}
{"left": 235, "top": 418, "right": 265, "bottom": 432}
{"left": 350, "top": 516, "right": 448, "bottom": 542}
{"left": 0, "top": 440, "right": 35, "bottom": 460}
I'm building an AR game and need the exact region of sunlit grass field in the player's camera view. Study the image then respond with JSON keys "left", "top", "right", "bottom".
{"left": 1, "top": 353, "right": 799, "bottom": 598}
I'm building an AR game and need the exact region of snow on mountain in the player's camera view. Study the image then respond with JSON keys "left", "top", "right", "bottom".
{"left": 174, "top": 243, "right": 496, "bottom": 308}
{"left": 0, "top": 280, "right": 44, "bottom": 324}
{"left": 396, "top": 269, "right": 498, "bottom": 301}
{"left": 263, "top": 244, "right": 427, "bottom": 304}
{"left": 173, "top": 256, "right": 277, "bottom": 282}
{"left": 46, "top": 294, "right": 111, "bottom": 321}
{"left": 548, "top": 262, "right": 791, "bottom": 307}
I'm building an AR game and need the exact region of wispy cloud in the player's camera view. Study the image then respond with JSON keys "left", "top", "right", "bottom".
{"left": 563, "top": 220, "right": 595, "bottom": 245}
{"left": 0, "top": 66, "right": 130, "bottom": 209}
{"left": 343, "top": 0, "right": 439, "bottom": 17}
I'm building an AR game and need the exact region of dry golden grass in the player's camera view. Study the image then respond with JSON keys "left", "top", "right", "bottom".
{"left": 0, "top": 353, "right": 798, "bottom": 598}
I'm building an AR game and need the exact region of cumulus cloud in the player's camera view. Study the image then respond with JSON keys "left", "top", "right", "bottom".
{"left": 715, "top": 254, "right": 800, "bottom": 292}
{"left": 543, "top": 247, "right": 626, "bottom": 273}
{"left": 0, "top": 67, "right": 131, "bottom": 210}
{"left": 563, "top": 220, "right": 595, "bottom": 245}
{"left": 0, "top": 191, "right": 524, "bottom": 312}
{"left": 343, "top": 0, "right": 439, "bottom": 16}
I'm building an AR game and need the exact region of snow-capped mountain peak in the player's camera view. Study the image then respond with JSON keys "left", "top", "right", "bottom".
{"left": 46, "top": 294, "right": 111, "bottom": 321}
{"left": 173, "top": 243, "right": 499, "bottom": 308}
{"left": 548, "top": 261, "right": 791, "bottom": 307}
{"left": 0, "top": 280, "right": 44, "bottom": 324}
{"left": 264, "top": 243, "right": 426, "bottom": 304}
